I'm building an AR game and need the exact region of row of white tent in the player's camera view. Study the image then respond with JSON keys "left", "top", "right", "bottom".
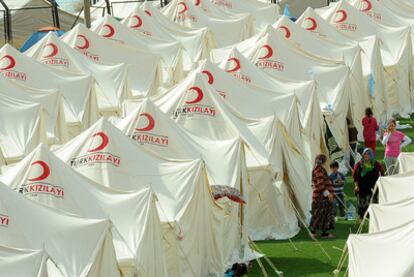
{"left": 347, "top": 153, "right": 414, "bottom": 276}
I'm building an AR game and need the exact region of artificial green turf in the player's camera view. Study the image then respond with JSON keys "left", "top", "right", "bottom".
{"left": 248, "top": 115, "right": 414, "bottom": 276}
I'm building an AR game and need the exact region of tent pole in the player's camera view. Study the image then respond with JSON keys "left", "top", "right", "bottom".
{"left": 83, "top": 0, "right": 91, "bottom": 28}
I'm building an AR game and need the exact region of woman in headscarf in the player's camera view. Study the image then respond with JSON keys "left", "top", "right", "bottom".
{"left": 310, "top": 154, "right": 335, "bottom": 240}
{"left": 353, "top": 148, "right": 384, "bottom": 218}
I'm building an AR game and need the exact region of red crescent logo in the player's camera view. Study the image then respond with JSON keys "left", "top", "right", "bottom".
{"left": 185, "top": 86, "right": 203, "bottom": 104}
{"left": 361, "top": 0, "right": 372, "bottom": 12}
{"left": 88, "top": 132, "right": 109, "bottom": 152}
{"left": 201, "top": 70, "right": 214, "bottom": 84}
{"left": 258, "top": 45, "right": 273, "bottom": 59}
{"left": 43, "top": 43, "right": 59, "bottom": 58}
{"left": 130, "top": 15, "right": 143, "bottom": 28}
{"left": 0, "top": 55, "right": 16, "bottom": 71}
{"left": 305, "top": 17, "right": 317, "bottom": 31}
{"left": 278, "top": 26, "right": 291, "bottom": 38}
{"left": 28, "top": 160, "right": 51, "bottom": 182}
{"left": 335, "top": 9, "right": 348, "bottom": 23}
{"left": 76, "top": 35, "right": 90, "bottom": 50}
{"left": 194, "top": 0, "right": 201, "bottom": 6}
{"left": 178, "top": 2, "right": 188, "bottom": 14}
{"left": 135, "top": 113, "right": 155, "bottom": 131}
{"left": 144, "top": 10, "right": 152, "bottom": 16}
{"left": 226, "top": 58, "right": 241, "bottom": 73}
{"left": 102, "top": 24, "right": 115, "bottom": 38}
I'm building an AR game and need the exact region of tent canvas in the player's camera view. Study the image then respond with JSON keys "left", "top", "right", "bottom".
{"left": 24, "top": 32, "right": 128, "bottom": 115}
{"left": 117, "top": 98, "right": 258, "bottom": 266}
{"left": 0, "top": 73, "right": 67, "bottom": 144}
{"left": 0, "top": 95, "right": 45, "bottom": 165}
{"left": 296, "top": 7, "right": 389, "bottom": 121}
{"left": 0, "top": 144, "right": 167, "bottom": 277}
{"left": 398, "top": 152, "right": 414, "bottom": 173}
{"left": 61, "top": 23, "right": 162, "bottom": 98}
{"left": 271, "top": 15, "right": 367, "bottom": 138}
{"left": 377, "top": 171, "right": 414, "bottom": 204}
{"left": 347, "top": 219, "right": 414, "bottom": 277}
{"left": 52, "top": 118, "right": 227, "bottom": 277}
{"left": 161, "top": 0, "right": 253, "bottom": 47}
{"left": 149, "top": 72, "right": 305, "bottom": 239}
{"left": 210, "top": 26, "right": 353, "bottom": 151}
{"left": 212, "top": 48, "right": 324, "bottom": 158}
{"left": 211, "top": 0, "right": 280, "bottom": 32}
{"left": 315, "top": 0, "right": 413, "bottom": 117}
{"left": 0, "top": 182, "right": 120, "bottom": 277}
{"left": 0, "top": 44, "right": 98, "bottom": 138}
{"left": 92, "top": 15, "right": 185, "bottom": 87}
{"left": 0, "top": 246, "right": 48, "bottom": 277}
{"left": 369, "top": 197, "right": 414, "bottom": 233}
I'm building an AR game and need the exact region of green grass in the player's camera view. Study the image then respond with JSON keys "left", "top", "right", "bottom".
{"left": 248, "top": 115, "right": 414, "bottom": 276}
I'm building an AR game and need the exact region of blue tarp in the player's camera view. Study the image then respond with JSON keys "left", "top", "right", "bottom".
{"left": 20, "top": 30, "right": 65, "bottom": 52}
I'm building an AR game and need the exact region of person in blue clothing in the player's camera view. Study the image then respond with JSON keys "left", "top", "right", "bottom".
{"left": 329, "top": 161, "right": 346, "bottom": 218}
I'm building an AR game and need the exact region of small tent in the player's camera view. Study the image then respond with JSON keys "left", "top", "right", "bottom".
{"left": 398, "top": 152, "right": 414, "bottom": 173}
{"left": 377, "top": 171, "right": 414, "bottom": 204}
{"left": 53, "top": 118, "right": 228, "bottom": 277}
{"left": 0, "top": 144, "right": 167, "bottom": 277}
{"left": 24, "top": 32, "right": 128, "bottom": 116}
{"left": 0, "top": 44, "right": 98, "bottom": 138}
{"left": 61, "top": 23, "right": 162, "bottom": 98}
{"left": 0, "top": 182, "right": 120, "bottom": 277}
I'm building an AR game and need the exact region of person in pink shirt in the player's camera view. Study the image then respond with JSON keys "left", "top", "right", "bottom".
{"left": 382, "top": 118, "right": 412, "bottom": 175}
{"left": 362, "top": 108, "right": 379, "bottom": 152}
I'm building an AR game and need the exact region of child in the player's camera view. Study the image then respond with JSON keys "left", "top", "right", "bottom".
{"left": 329, "top": 161, "right": 346, "bottom": 218}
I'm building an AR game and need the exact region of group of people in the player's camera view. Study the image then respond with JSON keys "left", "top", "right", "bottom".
{"left": 309, "top": 108, "right": 412, "bottom": 239}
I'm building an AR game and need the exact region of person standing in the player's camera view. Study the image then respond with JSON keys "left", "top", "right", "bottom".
{"left": 329, "top": 161, "right": 346, "bottom": 218}
{"left": 310, "top": 154, "right": 335, "bottom": 240}
{"left": 353, "top": 148, "right": 384, "bottom": 218}
{"left": 382, "top": 118, "right": 412, "bottom": 175}
{"left": 362, "top": 108, "right": 379, "bottom": 152}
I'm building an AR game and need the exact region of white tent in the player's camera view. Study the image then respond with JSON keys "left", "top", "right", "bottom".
{"left": 0, "top": 144, "right": 167, "bottom": 277}
{"left": 139, "top": 2, "right": 216, "bottom": 69}
{"left": 377, "top": 171, "right": 414, "bottom": 204}
{"left": 271, "top": 15, "right": 367, "bottom": 137}
{"left": 380, "top": 0, "right": 414, "bottom": 18}
{"left": 211, "top": 0, "right": 280, "bottom": 32}
{"left": 117, "top": 98, "right": 258, "bottom": 266}
{"left": 0, "top": 95, "right": 45, "bottom": 165}
{"left": 347, "top": 219, "right": 414, "bottom": 277}
{"left": 0, "top": 44, "right": 98, "bottom": 138}
{"left": 211, "top": 26, "right": 353, "bottom": 151}
{"left": 161, "top": 0, "right": 253, "bottom": 47}
{"left": 61, "top": 23, "right": 162, "bottom": 98}
{"left": 0, "top": 246, "right": 48, "bottom": 277}
{"left": 92, "top": 15, "right": 185, "bottom": 87}
{"left": 315, "top": 0, "right": 413, "bottom": 117}
{"left": 296, "top": 7, "right": 388, "bottom": 121}
{"left": 193, "top": 59, "right": 313, "bottom": 161}
{"left": 349, "top": 0, "right": 414, "bottom": 109}
{"left": 212, "top": 48, "right": 324, "bottom": 158}
{"left": 398, "top": 152, "right": 414, "bottom": 173}
{"left": 0, "top": 73, "right": 67, "bottom": 144}
{"left": 0, "top": 181, "right": 120, "bottom": 277}
{"left": 24, "top": 32, "right": 128, "bottom": 116}
{"left": 148, "top": 72, "right": 306, "bottom": 239}
{"left": 369, "top": 197, "right": 414, "bottom": 233}
{"left": 0, "top": 0, "right": 80, "bottom": 47}
{"left": 53, "top": 118, "right": 227, "bottom": 277}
